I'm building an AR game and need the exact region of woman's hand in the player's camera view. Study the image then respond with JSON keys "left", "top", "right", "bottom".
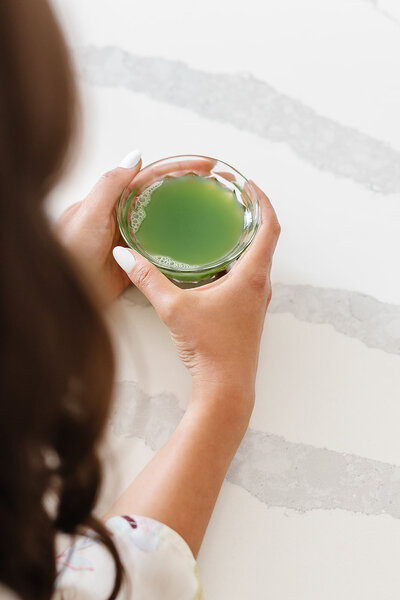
{"left": 112, "top": 183, "right": 280, "bottom": 416}
{"left": 108, "top": 183, "right": 280, "bottom": 555}
{"left": 55, "top": 150, "right": 142, "bottom": 304}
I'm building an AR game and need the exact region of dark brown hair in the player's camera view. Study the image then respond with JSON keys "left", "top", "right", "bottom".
{"left": 0, "top": 2, "right": 123, "bottom": 598}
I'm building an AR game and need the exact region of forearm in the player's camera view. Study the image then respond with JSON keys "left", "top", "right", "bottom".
{"left": 104, "top": 382, "right": 254, "bottom": 557}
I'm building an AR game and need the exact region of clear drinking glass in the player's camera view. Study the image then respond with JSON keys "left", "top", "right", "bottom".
{"left": 117, "top": 155, "right": 260, "bottom": 284}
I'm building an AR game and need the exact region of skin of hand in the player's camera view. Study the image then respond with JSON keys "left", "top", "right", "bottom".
{"left": 55, "top": 160, "right": 142, "bottom": 304}
{"left": 106, "top": 183, "right": 280, "bottom": 556}
{"left": 55, "top": 157, "right": 215, "bottom": 305}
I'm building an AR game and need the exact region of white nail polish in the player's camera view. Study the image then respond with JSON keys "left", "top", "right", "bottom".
{"left": 118, "top": 149, "right": 142, "bottom": 168}
{"left": 112, "top": 246, "right": 136, "bottom": 274}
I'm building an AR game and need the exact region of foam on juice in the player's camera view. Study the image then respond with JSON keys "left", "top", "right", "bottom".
{"left": 129, "top": 174, "right": 244, "bottom": 272}
{"left": 130, "top": 181, "right": 198, "bottom": 270}
{"left": 152, "top": 254, "right": 198, "bottom": 271}
{"left": 130, "top": 181, "right": 162, "bottom": 233}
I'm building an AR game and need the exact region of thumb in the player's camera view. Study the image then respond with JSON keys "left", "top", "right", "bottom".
{"left": 85, "top": 149, "right": 142, "bottom": 213}
{"left": 112, "top": 246, "right": 180, "bottom": 317}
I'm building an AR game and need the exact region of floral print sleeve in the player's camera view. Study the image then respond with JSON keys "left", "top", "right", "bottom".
{"left": 55, "top": 515, "right": 203, "bottom": 599}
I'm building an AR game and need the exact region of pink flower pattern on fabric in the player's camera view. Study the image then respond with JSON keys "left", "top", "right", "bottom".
{"left": 54, "top": 514, "right": 203, "bottom": 599}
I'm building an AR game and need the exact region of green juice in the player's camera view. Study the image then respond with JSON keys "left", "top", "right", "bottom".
{"left": 130, "top": 175, "right": 245, "bottom": 270}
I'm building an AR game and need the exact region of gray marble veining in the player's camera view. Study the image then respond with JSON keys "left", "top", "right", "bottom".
{"left": 112, "top": 381, "right": 400, "bottom": 519}
{"left": 230, "top": 430, "right": 400, "bottom": 517}
{"left": 120, "top": 283, "right": 400, "bottom": 357}
{"left": 77, "top": 45, "right": 400, "bottom": 195}
{"left": 362, "top": 0, "right": 400, "bottom": 27}
{"left": 111, "top": 380, "right": 182, "bottom": 449}
{"left": 270, "top": 283, "right": 400, "bottom": 355}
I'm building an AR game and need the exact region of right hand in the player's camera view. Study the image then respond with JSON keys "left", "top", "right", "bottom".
{"left": 113, "top": 183, "right": 280, "bottom": 414}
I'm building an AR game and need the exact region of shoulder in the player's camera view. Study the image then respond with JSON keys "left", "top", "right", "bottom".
{"left": 56, "top": 515, "right": 203, "bottom": 599}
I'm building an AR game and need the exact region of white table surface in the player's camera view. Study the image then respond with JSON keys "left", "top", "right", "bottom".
{"left": 50, "top": 1, "right": 400, "bottom": 597}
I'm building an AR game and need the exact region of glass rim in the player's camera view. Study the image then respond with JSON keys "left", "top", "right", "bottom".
{"left": 117, "top": 154, "right": 260, "bottom": 274}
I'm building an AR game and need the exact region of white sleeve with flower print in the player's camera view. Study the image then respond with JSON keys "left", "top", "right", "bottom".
{"left": 55, "top": 515, "right": 203, "bottom": 600}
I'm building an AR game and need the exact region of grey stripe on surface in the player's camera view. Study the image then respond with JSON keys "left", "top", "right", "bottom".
{"left": 363, "top": 0, "right": 400, "bottom": 26}
{"left": 120, "top": 283, "right": 400, "bottom": 357}
{"left": 112, "top": 381, "right": 400, "bottom": 519}
{"left": 270, "top": 283, "right": 400, "bottom": 356}
{"left": 78, "top": 45, "right": 400, "bottom": 194}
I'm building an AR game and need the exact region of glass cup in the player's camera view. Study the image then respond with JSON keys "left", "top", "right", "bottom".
{"left": 117, "top": 155, "right": 260, "bottom": 284}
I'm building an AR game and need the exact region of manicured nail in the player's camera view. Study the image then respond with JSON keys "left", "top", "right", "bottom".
{"left": 112, "top": 246, "right": 136, "bottom": 274}
{"left": 118, "top": 149, "right": 142, "bottom": 168}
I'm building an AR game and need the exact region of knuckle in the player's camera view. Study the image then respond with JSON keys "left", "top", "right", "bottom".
{"left": 134, "top": 263, "right": 153, "bottom": 290}
{"left": 58, "top": 201, "right": 81, "bottom": 221}
{"left": 248, "top": 270, "right": 268, "bottom": 293}
{"left": 66, "top": 200, "right": 81, "bottom": 213}
{"left": 271, "top": 219, "right": 281, "bottom": 237}
{"left": 100, "top": 169, "right": 118, "bottom": 184}
{"left": 161, "top": 294, "right": 182, "bottom": 321}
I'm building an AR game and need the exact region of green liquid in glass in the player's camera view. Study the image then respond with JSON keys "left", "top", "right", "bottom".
{"left": 131, "top": 175, "right": 245, "bottom": 269}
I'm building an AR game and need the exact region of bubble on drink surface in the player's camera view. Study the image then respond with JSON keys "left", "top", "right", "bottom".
{"left": 130, "top": 181, "right": 199, "bottom": 271}
{"left": 130, "top": 181, "right": 163, "bottom": 233}
{"left": 152, "top": 255, "right": 199, "bottom": 271}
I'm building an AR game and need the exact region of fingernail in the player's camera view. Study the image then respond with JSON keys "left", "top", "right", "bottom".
{"left": 112, "top": 246, "right": 136, "bottom": 273}
{"left": 118, "top": 149, "right": 142, "bottom": 169}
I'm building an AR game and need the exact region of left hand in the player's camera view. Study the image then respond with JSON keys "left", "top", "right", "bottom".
{"left": 55, "top": 153, "right": 142, "bottom": 304}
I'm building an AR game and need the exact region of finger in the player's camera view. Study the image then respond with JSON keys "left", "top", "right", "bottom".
{"left": 230, "top": 181, "right": 280, "bottom": 278}
{"left": 85, "top": 150, "right": 142, "bottom": 213}
{"left": 214, "top": 170, "right": 236, "bottom": 182}
{"left": 112, "top": 246, "right": 180, "bottom": 317}
{"left": 131, "top": 157, "right": 215, "bottom": 191}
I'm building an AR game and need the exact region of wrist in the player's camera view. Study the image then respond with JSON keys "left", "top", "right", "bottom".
{"left": 188, "top": 379, "right": 255, "bottom": 439}
{"left": 192, "top": 371, "right": 255, "bottom": 405}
